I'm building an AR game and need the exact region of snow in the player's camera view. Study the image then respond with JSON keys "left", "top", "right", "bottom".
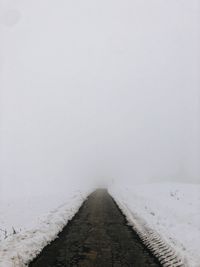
{"left": 110, "top": 183, "right": 200, "bottom": 267}
{"left": 0, "top": 183, "right": 199, "bottom": 267}
{"left": 0, "top": 189, "right": 91, "bottom": 267}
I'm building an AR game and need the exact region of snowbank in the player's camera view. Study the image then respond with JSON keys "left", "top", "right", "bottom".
{"left": 110, "top": 183, "right": 200, "bottom": 267}
{"left": 0, "top": 190, "right": 90, "bottom": 267}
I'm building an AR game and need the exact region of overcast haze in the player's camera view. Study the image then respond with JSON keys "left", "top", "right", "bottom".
{"left": 0, "top": 0, "right": 200, "bottom": 198}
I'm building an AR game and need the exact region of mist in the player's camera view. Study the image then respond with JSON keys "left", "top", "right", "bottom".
{"left": 0, "top": 0, "right": 200, "bottom": 199}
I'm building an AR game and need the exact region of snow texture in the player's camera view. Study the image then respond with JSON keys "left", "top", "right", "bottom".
{"left": 110, "top": 183, "right": 200, "bottom": 267}
{"left": 0, "top": 190, "right": 90, "bottom": 267}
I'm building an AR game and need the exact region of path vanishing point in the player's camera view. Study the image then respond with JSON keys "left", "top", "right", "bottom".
{"left": 29, "top": 189, "right": 161, "bottom": 267}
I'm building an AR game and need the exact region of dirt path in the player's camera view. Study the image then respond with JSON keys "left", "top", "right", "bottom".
{"left": 29, "top": 189, "right": 161, "bottom": 267}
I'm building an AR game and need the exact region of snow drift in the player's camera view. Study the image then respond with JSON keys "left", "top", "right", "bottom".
{"left": 110, "top": 183, "right": 200, "bottom": 267}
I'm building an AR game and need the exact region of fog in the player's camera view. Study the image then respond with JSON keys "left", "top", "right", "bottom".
{"left": 0, "top": 0, "right": 200, "bottom": 198}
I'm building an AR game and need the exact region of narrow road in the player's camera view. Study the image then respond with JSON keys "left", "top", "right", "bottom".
{"left": 30, "top": 190, "right": 161, "bottom": 267}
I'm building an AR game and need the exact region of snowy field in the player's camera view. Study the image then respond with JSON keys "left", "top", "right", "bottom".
{"left": 0, "top": 188, "right": 91, "bottom": 267}
{"left": 110, "top": 183, "right": 200, "bottom": 267}
{"left": 0, "top": 183, "right": 199, "bottom": 267}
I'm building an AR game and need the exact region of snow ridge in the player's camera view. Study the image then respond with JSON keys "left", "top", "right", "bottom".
{"left": 113, "top": 198, "right": 188, "bottom": 267}
{"left": 0, "top": 193, "right": 89, "bottom": 267}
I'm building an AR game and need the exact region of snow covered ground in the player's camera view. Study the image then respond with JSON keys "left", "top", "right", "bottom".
{"left": 110, "top": 183, "right": 200, "bottom": 267}
{"left": 0, "top": 188, "right": 91, "bottom": 267}
{"left": 0, "top": 183, "right": 199, "bottom": 267}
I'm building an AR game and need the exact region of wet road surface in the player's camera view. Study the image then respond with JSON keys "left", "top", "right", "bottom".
{"left": 29, "top": 190, "right": 161, "bottom": 267}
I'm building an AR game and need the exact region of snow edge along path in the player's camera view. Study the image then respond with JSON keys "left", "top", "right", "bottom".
{"left": 0, "top": 192, "right": 90, "bottom": 267}
{"left": 111, "top": 195, "right": 188, "bottom": 267}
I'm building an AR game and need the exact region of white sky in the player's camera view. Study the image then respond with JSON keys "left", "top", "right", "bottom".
{"left": 0, "top": 0, "right": 200, "bottom": 197}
